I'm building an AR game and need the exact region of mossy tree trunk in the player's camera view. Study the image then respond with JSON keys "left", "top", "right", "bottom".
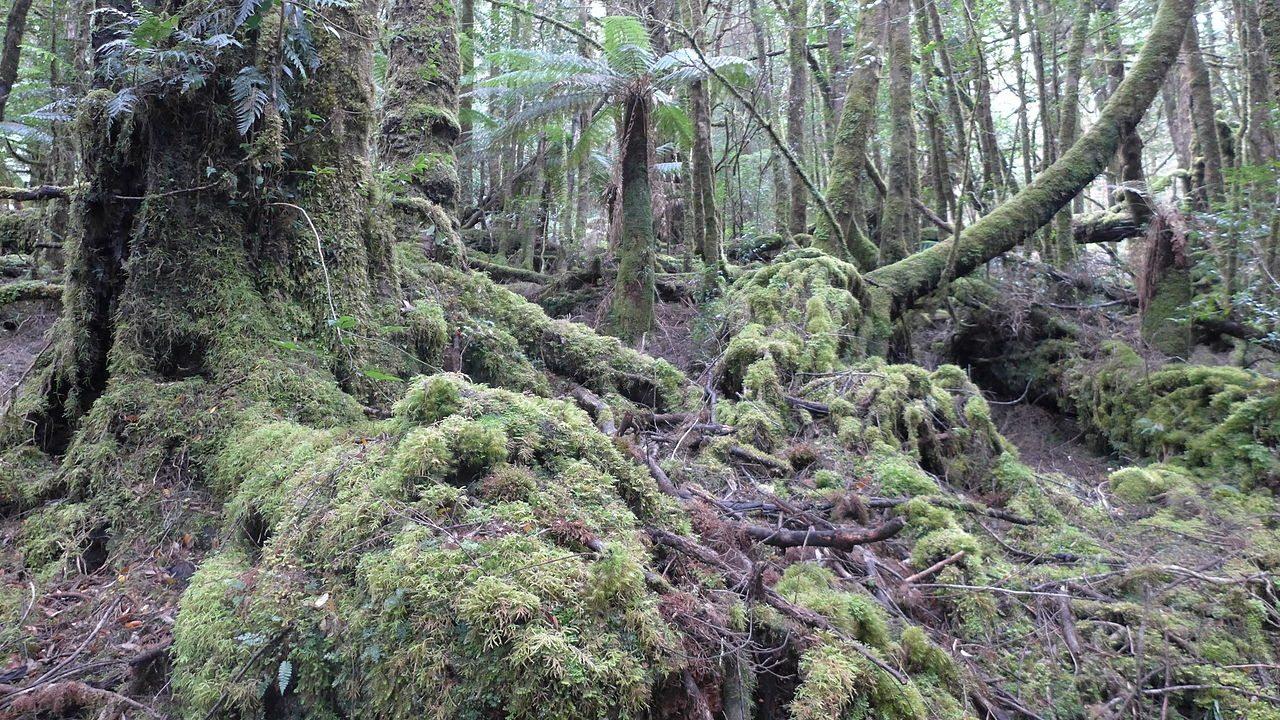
{"left": 380, "top": 0, "right": 465, "bottom": 266}
{"left": 0, "top": 0, "right": 33, "bottom": 121}
{"left": 867, "top": 0, "right": 1196, "bottom": 316}
{"left": 811, "top": 0, "right": 883, "bottom": 269}
{"left": 1182, "top": 13, "right": 1226, "bottom": 208}
{"left": 682, "top": 0, "right": 720, "bottom": 272}
{"left": 1239, "top": 1, "right": 1277, "bottom": 164}
{"left": 607, "top": 91, "right": 657, "bottom": 342}
{"left": 20, "top": 0, "right": 397, "bottom": 453}
{"left": 1139, "top": 213, "right": 1193, "bottom": 355}
{"left": 878, "top": 0, "right": 918, "bottom": 265}
{"left": 1263, "top": 0, "right": 1280, "bottom": 98}
{"left": 785, "top": 0, "right": 808, "bottom": 237}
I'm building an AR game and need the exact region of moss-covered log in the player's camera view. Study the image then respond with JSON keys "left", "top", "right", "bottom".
{"left": 865, "top": 0, "right": 1195, "bottom": 315}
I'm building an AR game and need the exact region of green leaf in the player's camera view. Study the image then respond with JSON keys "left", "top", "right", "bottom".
{"left": 131, "top": 13, "right": 179, "bottom": 49}
{"left": 330, "top": 315, "right": 357, "bottom": 330}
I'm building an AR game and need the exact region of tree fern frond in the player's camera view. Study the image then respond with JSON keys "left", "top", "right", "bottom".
{"left": 569, "top": 105, "right": 617, "bottom": 168}
{"left": 486, "top": 49, "right": 609, "bottom": 77}
{"left": 654, "top": 50, "right": 755, "bottom": 87}
{"left": 601, "top": 16, "right": 654, "bottom": 78}
{"left": 652, "top": 103, "right": 693, "bottom": 147}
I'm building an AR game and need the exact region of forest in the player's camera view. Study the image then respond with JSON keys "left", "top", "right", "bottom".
{"left": 0, "top": 0, "right": 1278, "bottom": 717}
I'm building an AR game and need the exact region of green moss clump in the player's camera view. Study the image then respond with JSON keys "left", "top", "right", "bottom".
{"left": 1070, "top": 344, "right": 1279, "bottom": 487}
{"left": 911, "top": 527, "right": 981, "bottom": 570}
{"left": 171, "top": 374, "right": 680, "bottom": 719}
{"left": 790, "top": 641, "right": 926, "bottom": 720}
{"left": 776, "top": 564, "right": 891, "bottom": 648}
{"left": 17, "top": 501, "right": 91, "bottom": 574}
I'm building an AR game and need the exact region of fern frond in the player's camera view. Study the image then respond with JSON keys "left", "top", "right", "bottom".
{"left": 230, "top": 66, "right": 269, "bottom": 135}
{"left": 654, "top": 50, "right": 755, "bottom": 87}
{"left": 601, "top": 16, "right": 654, "bottom": 78}
{"left": 569, "top": 105, "right": 616, "bottom": 169}
{"left": 652, "top": 103, "right": 693, "bottom": 147}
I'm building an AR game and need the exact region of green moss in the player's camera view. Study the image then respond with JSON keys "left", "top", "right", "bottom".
{"left": 776, "top": 564, "right": 891, "bottom": 648}
{"left": 910, "top": 528, "right": 981, "bottom": 570}
{"left": 171, "top": 374, "right": 680, "bottom": 719}
{"left": 790, "top": 641, "right": 926, "bottom": 720}
{"left": 870, "top": 446, "right": 940, "bottom": 496}
{"left": 18, "top": 501, "right": 91, "bottom": 574}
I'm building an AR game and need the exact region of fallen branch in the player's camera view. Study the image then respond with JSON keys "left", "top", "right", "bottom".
{"left": 742, "top": 517, "right": 905, "bottom": 550}
{"left": 903, "top": 550, "right": 966, "bottom": 584}
{"left": 0, "top": 184, "right": 76, "bottom": 201}
{"left": 0, "top": 279, "right": 61, "bottom": 306}
{"left": 5, "top": 681, "right": 161, "bottom": 718}
{"left": 1196, "top": 317, "right": 1280, "bottom": 354}
{"left": 570, "top": 385, "right": 617, "bottom": 436}
{"left": 646, "top": 527, "right": 910, "bottom": 684}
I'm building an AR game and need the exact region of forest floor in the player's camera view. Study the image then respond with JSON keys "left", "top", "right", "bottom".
{"left": 0, "top": 296, "right": 55, "bottom": 415}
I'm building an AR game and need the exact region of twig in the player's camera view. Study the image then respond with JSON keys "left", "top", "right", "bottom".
{"left": 903, "top": 551, "right": 966, "bottom": 584}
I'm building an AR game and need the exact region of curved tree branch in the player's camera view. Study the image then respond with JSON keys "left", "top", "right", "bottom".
{"left": 865, "top": 0, "right": 1195, "bottom": 316}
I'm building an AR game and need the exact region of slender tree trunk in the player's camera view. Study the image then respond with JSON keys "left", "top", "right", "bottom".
{"left": 917, "top": 0, "right": 952, "bottom": 224}
{"left": 1010, "top": 0, "right": 1035, "bottom": 189}
{"left": 1183, "top": 13, "right": 1226, "bottom": 207}
{"left": 812, "top": 0, "right": 883, "bottom": 268}
{"left": 0, "top": 0, "right": 34, "bottom": 121}
{"left": 1052, "top": 0, "right": 1091, "bottom": 260}
{"left": 1098, "top": 0, "right": 1152, "bottom": 229}
{"left": 824, "top": 0, "right": 845, "bottom": 121}
{"left": 962, "top": 4, "right": 1006, "bottom": 203}
{"left": 1238, "top": 1, "right": 1277, "bottom": 164}
{"left": 683, "top": 0, "right": 719, "bottom": 269}
{"left": 786, "top": 0, "right": 809, "bottom": 237}
{"left": 879, "top": 0, "right": 918, "bottom": 264}
{"left": 747, "top": 0, "right": 790, "bottom": 236}
{"left": 608, "top": 92, "right": 656, "bottom": 342}
{"left": 459, "top": 0, "right": 476, "bottom": 208}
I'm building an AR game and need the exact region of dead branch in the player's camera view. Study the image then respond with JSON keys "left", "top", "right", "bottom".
{"left": 903, "top": 550, "right": 966, "bottom": 584}
{"left": 742, "top": 517, "right": 905, "bottom": 551}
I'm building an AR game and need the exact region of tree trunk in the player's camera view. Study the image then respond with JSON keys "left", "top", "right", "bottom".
{"left": 811, "top": 0, "right": 883, "bottom": 268}
{"left": 1052, "top": 0, "right": 1091, "bottom": 260}
{"left": 17, "top": 0, "right": 397, "bottom": 454}
{"left": 380, "top": 0, "right": 465, "bottom": 265}
{"left": 0, "top": 0, "right": 33, "bottom": 121}
{"left": 824, "top": 0, "right": 845, "bottom": 125}
{"left": 786, "top": 0, "right": 809, "bottom": 237}
{"left": 458, "top": 0, "right": 476, "bottom": 208}
{"left": 1238, "top": 1, "right": 1277, "bottom": 164}
{"left": 868, "top": 0, "right": 1196, "bottom": 315}
{"left": 683, "top": 0, "right": 719, "bottom": 270}
{"left": 1262, "top": 0, "right": 1280, "bottom": 100}
{"left": 607, "top": 92, "right": 656, "bottom": 342}
{"left": 878, "top": 0, "right": 918, "bottom": 265}
{"left": 1182, "top": 14, "right": 1226, "bottom": 207}
{"left": 748, "top": 0, "right": 790, "bottom": 235}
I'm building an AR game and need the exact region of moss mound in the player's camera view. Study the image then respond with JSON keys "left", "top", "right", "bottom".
{"left": 172, "top": 374, "right": 679, "bottom": 718}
